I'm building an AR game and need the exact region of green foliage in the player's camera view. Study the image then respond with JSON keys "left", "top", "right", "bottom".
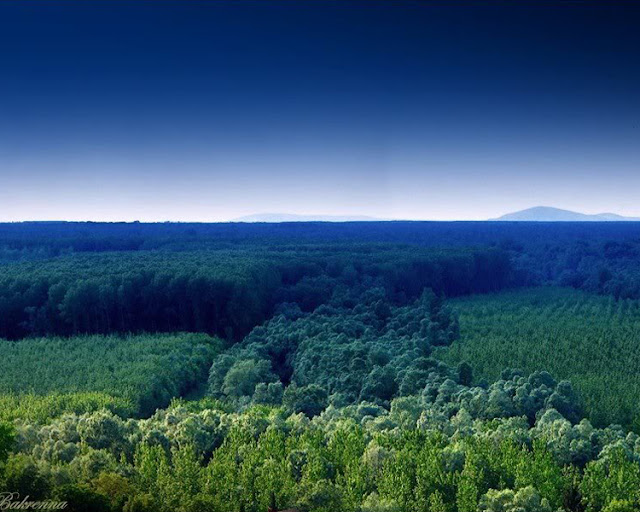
{"left": 457, "top": 361, "right": 473, "bottom": 387}
{"left": 438, "top": 287, "right": 640, "bottom": 427}
{"left": 581, "top": 448, "right": 640, "bottom": 511}
{"left": 456, "top": 453, "right": 483, "bottom": 512}
{"left": 0, "top": 375, "right": 638, "bottom": 511}
{"left": 223, "top": 359, "right": 276, "bottom": 398}
{"left": 208, "top": 288, "right": 459, "bottom": 410}
{"left": 93, "top": 472, "right": 133, "bottom": 511}
{"left": 0, "top": 422, "right": 14, "bottom": 464}
{"left": 0, "top": 244, "right": 510, "bottom": 341}
{"left": 602, "top": 500, "right": 638, "bottom": 512}
{"left": 52, "top": 483, "right": 112, "bottom": 512}
{"left": 478, "top": 486, "right": 552, "bottom": 512}
{"left": 0, "top": 333, "right": 220, "bottom": 416}
{"left": 2, "top": 223, "right": 640, "bottom": 510}
{"left": 2, "top": 453, "right": 50, "bottom": 499}
{"left": 283, "top": 384, "right": 328, "bottom": 418}
{"left": 0, "top": 250, "right": 280, "bottom": 340}
{"left": 0, "top": 392, "right": 133, "bottom": 423}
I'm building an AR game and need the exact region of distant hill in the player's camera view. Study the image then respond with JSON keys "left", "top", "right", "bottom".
{"left": 494, "top": 206, "right": 640, "bottom": 222}
{"left": 231, "top": 213, "right": 381, "bottom": 222}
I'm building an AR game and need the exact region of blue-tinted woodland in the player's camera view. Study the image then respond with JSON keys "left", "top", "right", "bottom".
{"left": 1, "top": 221, "right": 640, "bottom": 511}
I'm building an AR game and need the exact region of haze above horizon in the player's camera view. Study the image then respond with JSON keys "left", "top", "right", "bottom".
{"left": 1, "top": 2, "right": 639, "bottom": 222}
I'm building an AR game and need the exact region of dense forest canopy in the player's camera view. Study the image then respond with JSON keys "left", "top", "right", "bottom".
{"left": 0, "top": 333, "right": 220, "bottom": 417}
{"left": 3, "top": 221, "right": 640, "bottom": 299}
{"left": 1, "top": 221, "right": 640, "bottom": 511}
{"left": 3, "top": 221, "right": 640, "bottom": 250}
{"left": 438, "top": 288, "right": 640, "bottom": 429}
{"left": 0, "top": 244, "right": 510, "bottom": 340}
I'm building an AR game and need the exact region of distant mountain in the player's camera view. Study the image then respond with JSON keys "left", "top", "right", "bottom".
{"left": 494, "top": 206, "right": 640, "bottom": 222}
{"left": 231, "top": 213, "right": 381, "bottom": 223}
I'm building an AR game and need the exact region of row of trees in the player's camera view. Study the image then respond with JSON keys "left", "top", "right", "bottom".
{"left": 509, "top": 237, "right": 640, "bottom": 300}
{"left": 0, "top": 252, "right": 280, "bottom": 340}
{"left": 0, "top": 247, "right": 512, "bottom": 340}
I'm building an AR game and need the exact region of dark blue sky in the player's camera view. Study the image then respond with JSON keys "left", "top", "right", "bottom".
{"left": 1, "top": 1, "right": 638, "bottom": 221}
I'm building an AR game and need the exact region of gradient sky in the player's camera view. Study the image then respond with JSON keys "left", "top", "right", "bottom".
{"left": 0, "top": 1, "right": 639, "bottom": 221}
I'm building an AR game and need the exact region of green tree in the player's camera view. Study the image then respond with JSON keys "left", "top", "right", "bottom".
{"left": 0, "top": 422, "right": 14, "bottom": 465}
{"left": 457, "top": 454, "right": 484, "bottom": 512}
{"left": 2, "top": 454, "right": 50, "bottom": 500}
{"left": 223, "top": 359, "right": 275, "bottom": 398}
{"left": 52, "top": 483, "right": 111, "bottom": 512}
{"left": 283, "top": 384, "right": 328, "bottom": 417}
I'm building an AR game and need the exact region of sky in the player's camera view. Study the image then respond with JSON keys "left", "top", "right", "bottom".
{"left": 0, "top": 1, "right": 638, "bottom": 222}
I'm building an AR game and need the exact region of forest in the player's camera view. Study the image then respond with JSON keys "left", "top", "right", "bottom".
{"left": 1, "top": 221, "right": 640, "bottom": 511}
{"left": 438, "top": 288, "right": 640, "bottom": 429}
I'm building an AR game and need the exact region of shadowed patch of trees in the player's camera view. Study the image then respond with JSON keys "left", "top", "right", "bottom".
{"left": 0, "top": 247, "right": 511, "bottom": 340}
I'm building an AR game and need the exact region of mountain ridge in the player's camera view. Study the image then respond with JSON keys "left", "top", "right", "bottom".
{"left": 229, "top": 207, "right": 640, "bottom": 223}
{"left": 495, "top": 206, "right": 640, "bottom": 222}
